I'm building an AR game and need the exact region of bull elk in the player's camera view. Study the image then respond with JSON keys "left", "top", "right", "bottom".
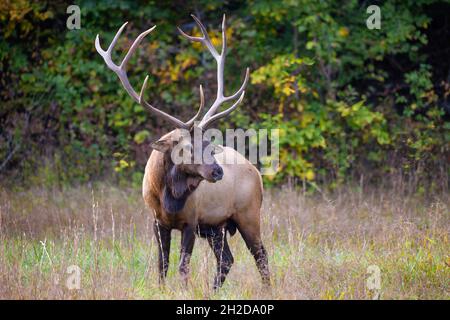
{"left": 95, "top": 14, "right": 270, "bottom": 289}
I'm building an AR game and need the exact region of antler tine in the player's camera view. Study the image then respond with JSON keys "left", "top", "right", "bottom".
{"left": 185, "top": 85, "right": 205, "bottom": 127}
{"left": 178, "top": 14, "right": 220, "bottom": 60}
{"left": 96, "top": 23, "right": 201, "bottom": 130}
{"left": 95, "top": 22, "right": 127, "bottom": 53}
{"left": 201, "top": 66, "right": 249, "bottom": 122}
{"left": 138, "top": 76, "right": 189, "bottom": 128}
{"left": 176, "top": 26, "right": 203, "bottom": 42}
{"left": 227, "top": 67, "right": 249, "bottom": 100}
{"left": 121, "top": 25, "right": 156, "bottom": 69}
{"left": 221, "top": 14, "right": 227, "bottom": 57}
{"left": 177, "top": 14, "right": 249, "bottom": 129}
{"left": 201, "top": 91, "right": 245, "bottom": 129}
{"left": 95, "top": 22, "right": 129, "bottom": 72}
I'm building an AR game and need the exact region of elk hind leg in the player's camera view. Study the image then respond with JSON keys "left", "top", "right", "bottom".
{"left": 236, "top": 219, "right": 270, "bottom": 286}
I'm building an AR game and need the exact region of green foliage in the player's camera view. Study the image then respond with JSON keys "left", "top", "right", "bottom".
{"left": 0, "top": 0, "right": 448, "bottom": 189}
{"left": 253, "top": 99, "right": 389, "bottom": 185}
{"left": 247, "top": 0, "right": 448, "bottom": 186}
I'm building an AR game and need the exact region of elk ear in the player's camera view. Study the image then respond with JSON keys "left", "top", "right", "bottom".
{"left": 212, "top": 144, "right": 224, "bottom": 154}
{"left": 151, "top": 138, "right": 173, "bottom": 153}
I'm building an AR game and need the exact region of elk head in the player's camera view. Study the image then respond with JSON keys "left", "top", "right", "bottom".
{"left": 150, "top": 129, "right": 225, "bottom": 213}
{"left": 95, "top": 14, "right": 249, "bottom": 211}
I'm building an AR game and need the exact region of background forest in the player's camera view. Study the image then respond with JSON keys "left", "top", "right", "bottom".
{"left": 1, "top": 0, "right": 449, "bottom": 191}
{"left": 0, "top": 0, "right": 449, "bottom": 300}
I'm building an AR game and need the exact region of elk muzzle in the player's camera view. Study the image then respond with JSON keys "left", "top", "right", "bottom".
{"left": 211, "top": 165, "right": 223, "bottom": 182}
{"left": 199, "top": 163, "right": 224, "bottom": 183}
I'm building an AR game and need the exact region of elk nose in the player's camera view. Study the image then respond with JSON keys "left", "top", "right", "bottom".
{"left": 212, "top": 166, "right": 223, "bottom": 181}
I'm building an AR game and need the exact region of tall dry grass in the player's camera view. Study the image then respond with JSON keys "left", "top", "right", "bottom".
{"left": 0, "top": 183, "right": 448, "bottom": 299}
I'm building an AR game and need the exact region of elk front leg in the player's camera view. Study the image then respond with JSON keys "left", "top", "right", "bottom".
{"left": 206, "top": 227, "right": 234, "bottom": 290}
{"left": 153, "top": 221, "right": 171, "bottom": 284}
{"left": 179, "top": 224, "right": 196, "bottom": 284}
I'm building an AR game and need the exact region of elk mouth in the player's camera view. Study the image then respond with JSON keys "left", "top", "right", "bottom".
{"left": 186, "top": 175, "right": 203, "bottom": 191}
{"left": 205, "top": 165, "right": 223, "bottom": 182}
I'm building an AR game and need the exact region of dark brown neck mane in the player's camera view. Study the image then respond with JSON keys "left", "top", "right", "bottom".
{"left": 161, "top": 154, "right": 202, "bottom": 214}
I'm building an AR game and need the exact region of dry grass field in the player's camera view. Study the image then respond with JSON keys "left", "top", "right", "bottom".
{"left": 0, "top": 183, "right": 448, "bottom": 299}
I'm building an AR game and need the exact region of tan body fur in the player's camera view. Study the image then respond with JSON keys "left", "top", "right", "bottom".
{"left": 143, "top": 131, "right": 263, "bottom": 236}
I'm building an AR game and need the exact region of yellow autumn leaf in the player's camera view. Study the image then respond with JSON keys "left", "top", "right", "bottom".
{"left": 305, "top": 170, "right": 315, "bottom": 181}
{"left": 119, "top": 159, "right": 129, "bottom": 169}
{"left": 339, "top": 106, "right": 351, "bottom": 117}
{"left": 338, "top": 27, "right": 349, "bottom": 37}
{"left": 181, "top": 56, "right": 197, "bottom": 70}
{"left": 319, "top": 138, "right": 327, "bottom": 148}
{"left": 281, "top": 85, "right": 295, "bottom": 96}
{"left": 301, "top": 113, "right": 314, "bottom": 127}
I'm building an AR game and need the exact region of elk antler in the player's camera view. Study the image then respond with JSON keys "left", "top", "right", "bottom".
{"left": 95, "top": 22, "right": 204, "bottom": 130}
{"left": 178, "top": 14, "right": 249, "bottom": 129}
